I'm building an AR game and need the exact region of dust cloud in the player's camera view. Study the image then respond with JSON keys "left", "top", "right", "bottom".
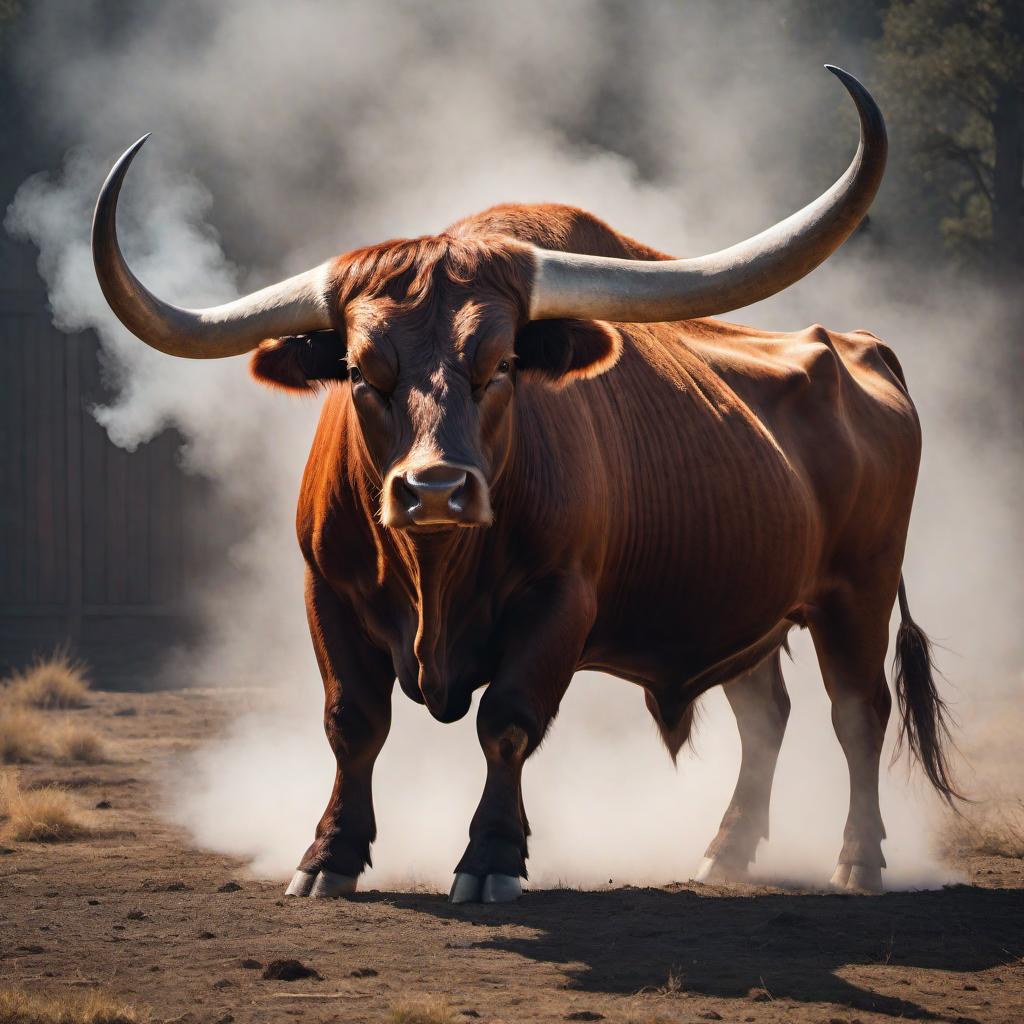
{"left": 6, "top": 1, "right": 1020, "bottom": 891}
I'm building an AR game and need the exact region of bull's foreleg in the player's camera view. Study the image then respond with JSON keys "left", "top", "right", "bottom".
{"left": 450, "top": 575, "right": 594, "bottom": 904}
{"left": 694, "top": 649, "right": 790, "bottom": 883}
{"left": 286, "top": 567, "right": 395, "bottom": 899}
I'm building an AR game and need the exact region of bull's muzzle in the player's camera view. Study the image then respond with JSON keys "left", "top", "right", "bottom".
{"left": 385, "top": 463, "right": 492, "bottom": 528}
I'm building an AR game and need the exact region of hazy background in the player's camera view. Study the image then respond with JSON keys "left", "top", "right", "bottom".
{"left": 3, "top": 0, "right": 1021, "bottom": 890}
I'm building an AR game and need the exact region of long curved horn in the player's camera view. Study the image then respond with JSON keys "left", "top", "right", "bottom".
{"left": 92, "top": 135, "right": 333, "bottom": 358}
{"left": 528, "top": 66, "right": 886, "bottom": 323}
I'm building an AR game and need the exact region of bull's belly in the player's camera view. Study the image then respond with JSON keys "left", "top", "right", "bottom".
{"left": 581, "top": 559, "right": 809, "bottom": 692}
{"left": 581, "top": 613, "right": 793, "bottom": 694}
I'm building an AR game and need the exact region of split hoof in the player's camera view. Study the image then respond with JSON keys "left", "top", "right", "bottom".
{"left": 449, "top": 872, "right": 523, "bottom": 904}
{"left": 692, "top": 856, "right": 750, "bottom": 884}
{"left": 830, "top": 863, "right": 883, "bottom": 893}
{"left": 285, "top": 868, "right": 357, "bottom": 898}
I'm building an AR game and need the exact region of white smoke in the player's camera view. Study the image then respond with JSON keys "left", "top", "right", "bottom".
{"left": 6, "top": 1, "right": 1020, "bottom": 891}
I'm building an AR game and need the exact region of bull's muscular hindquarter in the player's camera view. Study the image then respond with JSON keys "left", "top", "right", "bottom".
{"left": 92, "top": 69, "right": 958, "bottom": 902}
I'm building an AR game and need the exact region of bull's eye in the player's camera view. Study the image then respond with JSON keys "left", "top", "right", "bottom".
{"left": 497, "top": 359, "right": 511, "bottom": 374}
{"left": 349, "top": 365, "right": 362, "bottom": 384}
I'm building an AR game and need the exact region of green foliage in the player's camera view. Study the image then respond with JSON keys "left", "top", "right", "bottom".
{"left": 876, "top": 0, "right": 1024, "bottom": 272}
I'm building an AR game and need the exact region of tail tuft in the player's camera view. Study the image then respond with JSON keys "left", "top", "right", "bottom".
{"left": 892, "top": 578, "right": 961, "bottom": 804}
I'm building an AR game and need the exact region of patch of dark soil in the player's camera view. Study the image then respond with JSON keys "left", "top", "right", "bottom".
{"left": 262, "top": 959, "right": 322, "bottom": 981}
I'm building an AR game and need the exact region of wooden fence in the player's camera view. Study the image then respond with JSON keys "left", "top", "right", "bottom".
{"left": 0, "top": 298, "right": 207, "bottom": 686}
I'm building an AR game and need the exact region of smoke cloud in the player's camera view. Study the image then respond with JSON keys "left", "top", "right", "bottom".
{"left": 6, "top": 1, "right": 1020, "bottom": 891}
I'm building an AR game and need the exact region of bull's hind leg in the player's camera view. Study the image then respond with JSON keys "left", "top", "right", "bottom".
{"left": 694, "top": 650, "right": 790, "bottom": 883}
{"left": 286, "top": 567, "right": 395, "bottom": 899}
{"left": 809, "top": 579, "right": 895, "bottom": 893}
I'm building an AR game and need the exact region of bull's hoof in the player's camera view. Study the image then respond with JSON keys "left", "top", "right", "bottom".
{"left": 482, "top": 873, "right": 522, "bottom": 903}
{"left": 449, "top": 872, "right": 482, "bottom": 904}
{"left": 830, "top": 863, "right": 883, "bottom": 893}
{"left": 285, "top": 869, "right": 316, "bottom": 897}
{"left": 310, "top": 869, "right": 358, "bottom": 898}
{"left": 449, "top": 872, "right": 523, "bottom": 904}
{"left": 692, "top": 856, "right": 750, "bottom": 884}
{"left": 285, "top": 868, "right": 357, "bottom": 898}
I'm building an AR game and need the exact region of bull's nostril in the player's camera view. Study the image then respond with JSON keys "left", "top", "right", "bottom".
{"left": 448, "top": 480, "right": 468, "bottom": 512}
{"left": 395, "top": 477, "right": 420, "bottom": 511}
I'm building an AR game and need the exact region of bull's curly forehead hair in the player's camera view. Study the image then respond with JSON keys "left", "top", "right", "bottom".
{"left": 331, "top": 234, "right": 536, "bottom": 326}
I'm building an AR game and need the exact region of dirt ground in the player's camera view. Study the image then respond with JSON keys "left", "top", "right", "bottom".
{"left": 1, "top": 689, "right": 1022, "bottom": 1024}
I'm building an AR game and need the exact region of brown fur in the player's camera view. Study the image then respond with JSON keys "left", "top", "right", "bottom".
{"left": 256, "top": 203, "right": 948, "bottom": 885}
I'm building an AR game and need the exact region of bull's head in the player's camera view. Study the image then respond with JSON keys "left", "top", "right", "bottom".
{"left": 92, "top": 67, "right": 885, "bottom": 532}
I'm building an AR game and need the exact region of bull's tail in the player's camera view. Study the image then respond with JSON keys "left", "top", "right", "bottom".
{"left": 892, "top": 576, "right": 961, "bottom": 803}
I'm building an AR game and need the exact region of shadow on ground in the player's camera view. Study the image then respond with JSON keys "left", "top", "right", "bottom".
{"left": 366, "top": 883, "right": 1024, "bottom": 1021}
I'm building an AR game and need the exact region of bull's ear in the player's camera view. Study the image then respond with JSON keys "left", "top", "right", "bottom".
{"left": 250, "top": 329, "right": 347, "bottom": 393}
{"left": 514, "top": 319, "right": 621, "bottom": 388}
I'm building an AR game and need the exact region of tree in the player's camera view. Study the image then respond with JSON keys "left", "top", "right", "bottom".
{"left": 877, "top": 0, "right": 1024, "bottom": 275}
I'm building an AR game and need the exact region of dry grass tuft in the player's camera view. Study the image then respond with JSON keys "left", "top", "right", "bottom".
{"left": 0, "top": 986, "right": 140, "bottom": 1024}
{"left": 3, "top": 653, "right": 91, "bottom": 710}
{"left": 0, "top": 708, "right": 47, "bottom": 763}
{"left": 389, "top": 995, "right": 459, "bottom": 1024}
{"left": 0, "top": 771, "right": 89, "bottom": 842}
{"left": 50, "top": 722, "right": 108, "bottom": 764}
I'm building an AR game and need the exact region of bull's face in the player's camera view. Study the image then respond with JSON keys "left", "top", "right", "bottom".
{"left": 345, "top": 291, "right": 515, "bottom": 529}
{"left": 250, "top": 237, "right": 622, "bottom": 530}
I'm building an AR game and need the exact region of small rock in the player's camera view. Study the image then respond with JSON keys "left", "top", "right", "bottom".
{"left": 699, "top": 1014, "right": 723, "bottom": 1022}
{"left": 349, "top": 967, "right": 378, "bottom": 978}
{"left": 149, "top": 966, "right": 161, "bottom": 972}
{"left": 112, "top": 925, "right": 125, "bottom": 932}
{"left": 16, "top": 945, "right": 46, "bottom": 954}
{"left": 239, "top": 959, "right": 262, "bottom": 970}
{"left": 565, "top": 1013, "right": 604, "bottom": 1022}
{"left": 218, "top": 881, "right": 242, "bottom": 893}
{"left": 212, "top": 978, "right": 232, "bottom": 990}
{"left": 161, "top": 881, "right": 190, "bottom": 892}
{"left": 214, "top": 1016, "right": 233, "bottom": 1024}
{"left": 95, "top": 800, "right": 113, "bottom": 810}
{"left": 0, "top": 847, "right": 16, "bottom": 855}
{"left": 113, "top": 707, "right": 138, "bottom": 717}
{"left": 460, "top": 1013, "right": 480, "bottom": 1019}
{"left": 126, "top": 911, "right": 148, "bottom": 921}
{"left": 87, "top": 899, "right": 100, "bottom": 906}
{"left": 198, "top": 931, "right": 216, "bottom": 940}
{"left": 262, "top": 959, "right": 321, "bottom": 982}
{"left": 963, "top": 984, "right": 978, "bottom": 991}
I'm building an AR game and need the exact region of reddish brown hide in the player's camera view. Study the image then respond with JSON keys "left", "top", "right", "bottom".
{"left": 249, "top": 203, "right": 953, "bottom": 899}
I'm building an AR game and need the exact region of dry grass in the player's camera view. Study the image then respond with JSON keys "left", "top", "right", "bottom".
{"left": 50, "top": 721, "right": 107, "bottom": 764}
{"left": 3, "top": 653, "right": 91, "bottom": 710}
{"left": 0, "top": 707, "right": 47, "bottom": 763}
{"left": 0, "top": 986, "right": 140, "bottom": 1024}
{"left": 389, "top": 995, "right": 458, "bottom": 1024}
{"left": 0, "top": 771, "right": 88, "bottom": 842}
{"left": 934, "top": 700, "right": 1024, "bottom": 860}
{"left": 938, "top": 798, "right": 1024, "bottom": 859}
